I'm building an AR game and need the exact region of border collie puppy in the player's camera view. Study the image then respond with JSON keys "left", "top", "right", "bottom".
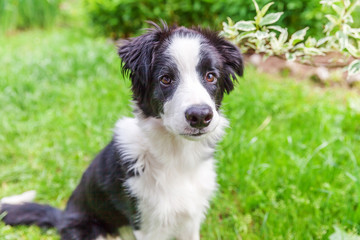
{"left": 0, "top": 22, "right": 243, "bottom": 240}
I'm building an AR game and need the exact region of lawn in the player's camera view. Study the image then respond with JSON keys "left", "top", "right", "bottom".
{"left": 1, "top": 27, "right": 360, "bottom": 240}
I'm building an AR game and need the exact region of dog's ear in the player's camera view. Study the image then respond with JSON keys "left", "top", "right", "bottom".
{"left": 118, "top": 31, "right": 159, "bottom": 105}
{"left": 216, "top": 40, "right": 244, "bottom": 94}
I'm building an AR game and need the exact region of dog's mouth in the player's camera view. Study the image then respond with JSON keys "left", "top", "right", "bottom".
{"left": 190, "top": 132, "right": 203, "bottom": 136}
{"left": 180, "top": 128, "right": 208, "bottom": 138}
{"left": 181, "top": 132, "right": 203, "bottom": 137}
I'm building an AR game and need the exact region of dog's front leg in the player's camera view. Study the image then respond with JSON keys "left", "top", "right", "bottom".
{"left": 176, "top": 232, "right": 200, "bottom": 240}
{"left": 175, "top": 218, "right": 201, "bottom": 240}
{"left": 133, "top": 229, "right": 172, "bottom": 240}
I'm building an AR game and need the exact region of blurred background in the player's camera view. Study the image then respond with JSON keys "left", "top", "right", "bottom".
{"left": 1, "top": 0, "right": 359, "bottom": 38}
{"left": 1, "top": 0, "right": 360, "bottom": 239}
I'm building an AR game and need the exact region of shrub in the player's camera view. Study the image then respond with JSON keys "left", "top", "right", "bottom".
{"left": 84, "top": 0, "right": 221, "bottom": 38}
{"left": 221, "top": 0, "right": 360, "bottom": 78}
{"left": 214, "top": 0, "right": 326, "bottom": 37}
{"left": 83, "top": 0, "right": 327, "bottom": 38}
{"left": 0, "top": 0, "right": 61, "bottom": 33}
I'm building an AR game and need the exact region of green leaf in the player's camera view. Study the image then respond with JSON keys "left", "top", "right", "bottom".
{"left": 226, "top": 17, "right": 234, "bottom": 26}
{"left": 279, "top": 29, "right": 288, "bottom": 44}
{"left": 320, "top": 0, "right": 341, "bottom": 7}
{"left": 260, "top": 2, "right": 274, "bottom": 17}
{"left": 245, "top": 42, "right": 257, "bottom": 51}
{"left": 235, "top": 32, "right": 256, "bottom": 42}
{"left": 269, "top": 33, "right": 286, "bottom": 55}
{"left": 344, "top": 0, "right": 351, "bottom": 8}
{"left": 347, "top": 1, "right": 360, "bottom": 16}
{"left": 268, "top": 25, "right": 285, "bottom": 32}
{"left": 293, "top": 43, "right": 305, "bottom": 50}
{"left": 252, "top": 0, "right": 260, "bottom": 14}
{"left": 260, "top": 12, "right": 283, "bottom": 26}
{"left": 325, "top": 14, "right": 339, "bottom": 25}
{"left": 289, "top": 27, "right": 309, "bottom": 46}
{"left": 220, "top": 23, "right": 239, "bottom": 38}
{"left": 346, "top": 43, "right": 360, "bottom": 58}
{"left": 255, "top": 30, "right": 270, "bottom": 40}
{"left": 234, "top": 21, "right": 256, "bottom": 31}
{"left": 342, "top": 24, "right": 352, "bottom": 35}
{"left": 336, "top": 30, "right": 348, "bottom": 50}
{"left": 303, "top": 47, "right": 325, "bottom": 56}
{"left": 349, "top": 28, "right": 360, "bottom": 40}
{"left": 331, "top": 4, "right": 344, "bottom": 16}
{"left": 316, "top": 36, "right": 333, "bottom": 47}
{"left": 305, "top": 37, "right": 317, "bottom": 47}
{"left": 344, "top": 15, "right": 354, "bottom": 24}
{"left": 324, "top": 22, "right": 335, "bottom": 34}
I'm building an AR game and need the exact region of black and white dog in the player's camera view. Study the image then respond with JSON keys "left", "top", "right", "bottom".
{"left": 0, "top": 23, "right": 243, "bottom": 240}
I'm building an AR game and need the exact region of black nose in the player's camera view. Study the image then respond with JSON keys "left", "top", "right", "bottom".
{"left": 185, "top": 104, "right": 213, "bottom": 129}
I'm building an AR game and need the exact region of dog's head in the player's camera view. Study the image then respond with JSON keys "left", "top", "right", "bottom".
{"left": 118, "top": 22, "right": 243, "bottom": 139}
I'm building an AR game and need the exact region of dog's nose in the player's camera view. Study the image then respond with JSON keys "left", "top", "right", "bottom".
{"left": 185, "top": 104, "right": 213, "bottom": 129}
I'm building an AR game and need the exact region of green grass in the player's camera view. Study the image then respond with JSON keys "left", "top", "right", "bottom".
{"left": 0, "top": 0, "right": 62, "bottom": 33}
{"left": 1, "top": 28, "right": 360, "bottom": 240}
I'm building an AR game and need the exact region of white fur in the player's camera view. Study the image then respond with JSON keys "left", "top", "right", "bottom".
{"left": 0, "top": 190, "right": 36, "bottom": 209}
{"left": 95, "top": 236, "right": 122, "bottom": 240}
{"left": 162, "top": 35, "right": 220, "bottom": 137}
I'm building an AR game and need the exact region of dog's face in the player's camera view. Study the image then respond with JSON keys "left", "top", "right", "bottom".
{"left": 119, "top": 24, "right": 243, "bottom": 139}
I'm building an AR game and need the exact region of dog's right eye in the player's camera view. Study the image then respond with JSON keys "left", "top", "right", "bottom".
{"left": 160, "top": 75, "right": 172, "bottom": 86}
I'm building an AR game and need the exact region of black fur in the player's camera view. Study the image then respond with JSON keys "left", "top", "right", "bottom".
{"left": 0, "top": 22, "right": 243, "bottom": 240}
{"left": 1, "top": 203, "right": 61, "bottom": 228}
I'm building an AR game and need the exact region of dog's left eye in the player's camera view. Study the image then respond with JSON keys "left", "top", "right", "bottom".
{"left": 205, "top": 72, "right": 217, "bottom": 83}
{"left": 160, "top": 75, "right": 172, "bottom": 86}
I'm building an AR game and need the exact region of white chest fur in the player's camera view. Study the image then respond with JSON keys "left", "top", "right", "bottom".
{"left": 114, "top": 116, "right": 227, "bottom": 240}
{"left": 127, "top": 156, "right": 216, "bottom": 239}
